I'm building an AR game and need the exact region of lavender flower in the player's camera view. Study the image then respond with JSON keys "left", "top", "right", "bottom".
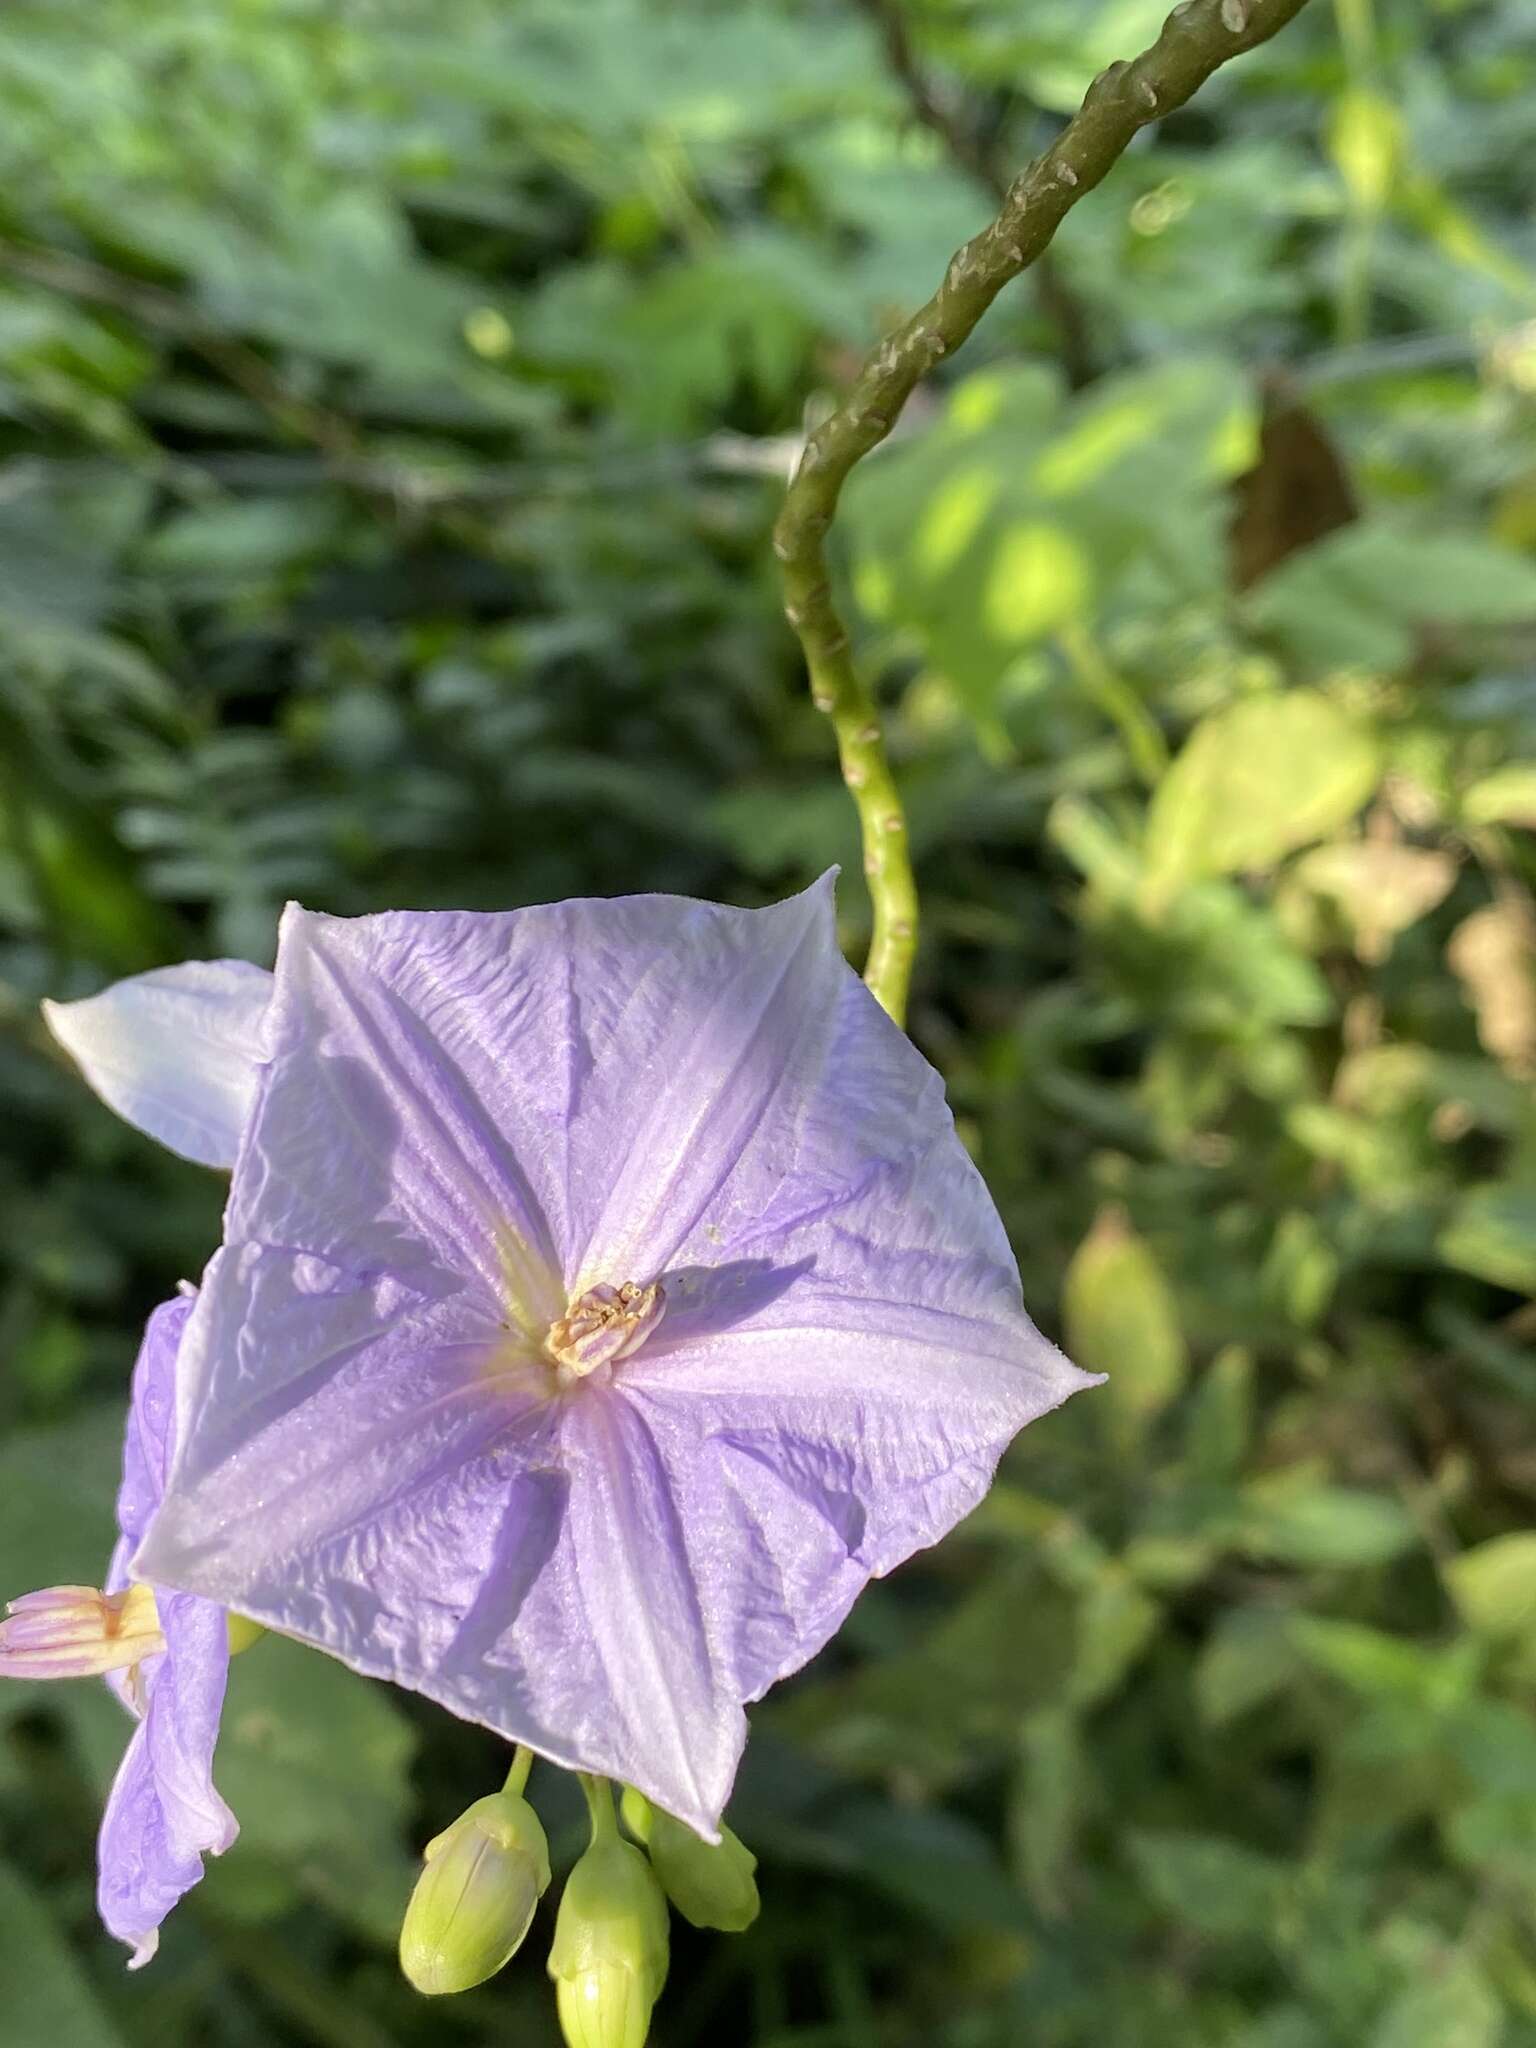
{"left": 49, "top": 879, "right": 1096, "bottom": 1833}
{"left": 0, "top": 1295, "right": 237, "bottom": 1965}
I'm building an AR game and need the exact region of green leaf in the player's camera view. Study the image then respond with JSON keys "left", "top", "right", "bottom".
{"left": 1127, "top": 1829, "right": 1287, "bottom": 1939}
{"left": 0, "top": 1858, "right": 129, "bottom": 2048}
{"left": 1062, "top": 1206, "right": 1188, "bottom": 1445}
{"left": 1013, "top": 1708, "right": 1084, "bottom": 1914}
{"left": 1238, "top": 1476, "right": 1419, "bottom": 1569}
{"left": 1369, "top": 1959, "right": 1503, "bottom": 2048}
{"left": 1290, "top": 1619, "right": 1478, "bottom": 1709}
{"left": 1461, "top": 763, "right": 1536, "bottom": 830}
{"left": 1143, "top": 690, "right": 1379, "bottom": 901}
{"left": 1067, "top": 1567, "right": 1161, "bottom": 1709}
{"left": 1249, "top": 523, "right": 1536, "bottom": 674}
{"left": 139, "top": 495, "right": 348, "bottom": 581}
{"left": 820, "top": 1799, "right": 1030, "bottom": 1934}
{"left": 207, "top": 1636, "right": 419, "bottom": 1942}
{"left": 1447, "top": 1533, "right": 1536, "bottom": 1640}
{"left": 0, "top": 1400, "right": 122, "bottom": 1590}
{"left": 842, "top": 356, "right": 1252, "bottom": 713}
{"left": 1195, "top": 1607, "right": 1302, "bottom": 1727}
{"left": 1184, "top": 1344, "right": 1255, "bottom": 1480}
{"left": 1438, "top": 1183, "right": 1536, "bottom": 1293}
{"left": 1260, "top": 1213, "right": 1341, "bottom": 1330}
{"left": 0, "top": 464, "right": 150, "bottom": 630}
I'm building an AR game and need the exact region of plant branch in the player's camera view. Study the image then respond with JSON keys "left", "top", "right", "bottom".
{"left": 0, "top": 236, "right": 360, "bottom": 464}
{"left": 775, "top": 0, "right": 1315, "bottom": 1028}
{"left": 852, "top": 0, "right": 1098, "bottom": 387}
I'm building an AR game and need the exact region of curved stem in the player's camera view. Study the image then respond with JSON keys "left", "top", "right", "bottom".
{"left": 578, "top": 1773, "right": 618, "bottom": 1843}
{"left": 775, "top": 0, "right": 1316, "bottom": 1029}
{"left": 503, "top": 1744, "right": 533, "bottom": 1797}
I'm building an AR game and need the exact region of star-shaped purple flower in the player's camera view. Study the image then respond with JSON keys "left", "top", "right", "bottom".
{"left": 49, "top": 879, "right": 1094, "bottom": 1833}
{"left": 0, "top": 1294, "right": 237, "bottom": 1965}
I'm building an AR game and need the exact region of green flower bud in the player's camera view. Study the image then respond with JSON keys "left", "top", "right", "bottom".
{"left": 549, "top": 1834, "right": 669, "bottom": 2048}
{"left": 226, "top": 1612, "right": 265, "bottom": 1656}
{"left": 400, "top": 1790, "right": 551, "bottom": 1995}
{"left": 620, "top": 1788, "right": 760, "bottom": 1933}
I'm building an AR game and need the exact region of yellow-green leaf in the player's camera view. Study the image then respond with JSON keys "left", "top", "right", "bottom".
{"left": 1143, "top": 690, "right": 1378, "bottom": 904}
{"left": 1448, "top": 1533, "right": 1536, "bottom": 1639}
{"left": 1062, "top": 1207, "right": 1187, "bottom": 1443}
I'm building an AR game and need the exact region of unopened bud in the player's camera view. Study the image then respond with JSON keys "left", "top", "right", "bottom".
{"left": 400, "top": 1790, "right": 550, "bottom": 1995}
{"left": 226, "top": 1613, "right": 265, "bottom": 1656}
{"left": 549, "top": 1835, "right": 669, "bottom": 2048}
{"left": 620, "top": 1788, "right": 759, "bottom": 1932}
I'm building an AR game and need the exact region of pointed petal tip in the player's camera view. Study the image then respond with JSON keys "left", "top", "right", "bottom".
{"left": 41, "top": 962, "right": 272, "bottom": 1168}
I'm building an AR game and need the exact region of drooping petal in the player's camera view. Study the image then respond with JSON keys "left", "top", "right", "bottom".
{"left": 97, "top": 1592, "right": 235, "bottom": 1968}
{"left": 112, "top": 1294, "right": 195, "bottom": 1571}
{"left": 44, "top": 961, "right": 272, "bottom": 1169}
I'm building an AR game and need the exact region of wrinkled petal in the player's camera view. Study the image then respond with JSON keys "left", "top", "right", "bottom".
{"left": 97, "top": 1592, "right": 235, "bottom": 1968}
{"left": 623, "top": 1325, "right": 1083, "bottom": 1707}
{"left": 136, "top": 1252, "right": 738, "bottom": 1827}
{"left": 44, "top": 962, "right": 272, "bottom": 1168}
{"left": 138, "top": 1244, "right": 552, "bottom": 1598}
{"left": 223, "top": 905, "right": 565, "bottom": 1314}
{"left": 551, "top": 1392, "right": 741, "bottom": 1827}
{"left": 230, "top": 883, "right": 842, "bottom": 1299}
{"left": 139, "top": 881, "right": 1096, "bottom": 1832}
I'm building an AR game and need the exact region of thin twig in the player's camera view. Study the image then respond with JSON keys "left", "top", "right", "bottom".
{"left": 775, "top": 0, "right": 1316, "bottom": 1027}
{"left": 0, "top": 237, "right": 360, "bottom": 464}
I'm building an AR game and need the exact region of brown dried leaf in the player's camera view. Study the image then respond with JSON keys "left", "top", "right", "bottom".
{"left": 1448, "top": 901, "right": 1536, "bottom": 1075}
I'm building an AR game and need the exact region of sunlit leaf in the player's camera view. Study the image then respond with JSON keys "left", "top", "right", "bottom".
{"left": 1144, "top": 690, "right": 1378, "bottom": 902}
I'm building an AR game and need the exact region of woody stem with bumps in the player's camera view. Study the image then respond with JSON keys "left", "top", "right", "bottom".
{"left": 774, "top": 0, "right": 1316, "bottom": 1030}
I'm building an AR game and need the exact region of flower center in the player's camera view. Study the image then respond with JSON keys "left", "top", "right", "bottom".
{"left": 544, "top": 1280, "right": 666, "bottom": 1385}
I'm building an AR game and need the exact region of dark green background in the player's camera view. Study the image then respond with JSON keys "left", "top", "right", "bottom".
{"left": 2, "top": 2, "right": 1535, "bottom": 2043}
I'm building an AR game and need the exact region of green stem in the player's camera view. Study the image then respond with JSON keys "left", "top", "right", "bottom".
{"left": 1057, "top": 619, "right": 1168, "bottom": 788}
{"left": 503, "top": 1744, "right": 533, "bottom": 1796}
{"left": 578, "top": 1773, "right": 618, "bottom": 1842}
{"left": 774, "top": 0, "right": 1316, "bottom": 1029}
{"left": 1332, "top": 0, "right": 1380, "bottom": 347}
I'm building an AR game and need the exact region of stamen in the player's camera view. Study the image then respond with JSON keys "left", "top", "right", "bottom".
{"left": 0, "top": 1581, "right": 165, "bottom": 1680}
{"left": 545, "top": 1280, "right": 666, "bottom": 1385}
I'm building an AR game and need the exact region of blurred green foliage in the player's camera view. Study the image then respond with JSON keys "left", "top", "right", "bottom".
{"left": 2, "top": 1, "right": 1536, "bottom": 2044}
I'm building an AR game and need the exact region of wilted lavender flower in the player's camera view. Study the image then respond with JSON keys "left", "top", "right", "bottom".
{"left": 48, "top": 879, "right": 1095, "bottom": 1833}
{"left": 0, "top": 1295, "right": 237, "bottom": 1965}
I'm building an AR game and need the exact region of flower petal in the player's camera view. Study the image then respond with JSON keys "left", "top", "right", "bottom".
{"left": 624, "top": 1319, "right": 1084, "bottom": 1706}
{"left": 552, "top": 1390, "right": 742, "bottom": 1829}
{"left": 135, "top": 883, "right": 1098, "bottom": 1833}
{"left": 230, "top": 883, "right": 844, "bottom": 1297}
{"left": 137, "top": 1252, "right": 741, "bottom": 1831}
{"left": 226, "top": 905, "right": 566, "bottom": 1313}
{"left": 44, "top": 962, "right": 272, "bottom": 1169}
{"left": 97, "top": 1591, "right": 235, "bottom": 1968}
{"left": 112, "top": 1295, "right": 195, "bottom": 1571}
